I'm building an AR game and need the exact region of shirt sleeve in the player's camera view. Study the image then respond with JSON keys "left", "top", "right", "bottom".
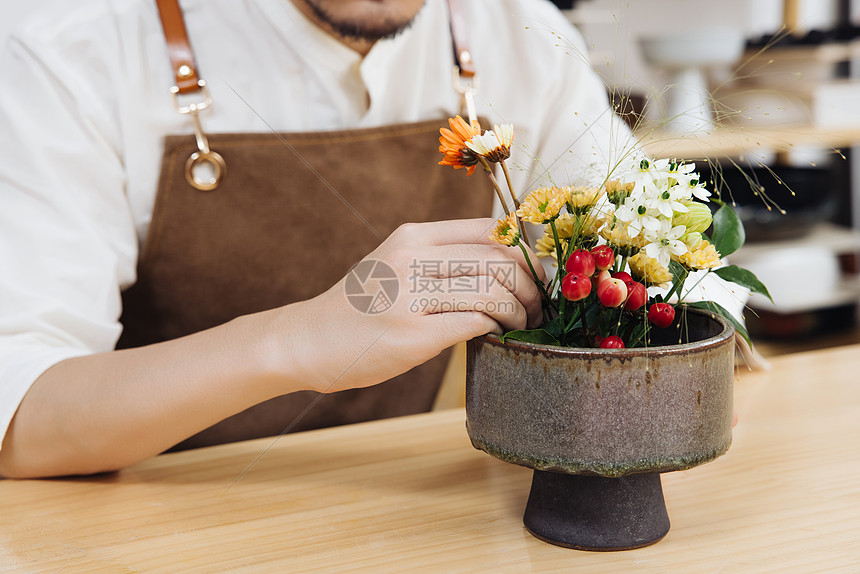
{"left": 0, "top": 22, "right": 138, "bottom": 447}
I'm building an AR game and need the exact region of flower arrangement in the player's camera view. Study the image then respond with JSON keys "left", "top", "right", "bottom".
{"left": 438, "top": 116, "right": 771, "bottom": 349}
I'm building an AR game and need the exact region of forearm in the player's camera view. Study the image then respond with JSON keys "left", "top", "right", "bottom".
{"left": 0, "top": 310, "right": 306, "bottom": 478}
{"left": 0, "top": 219, "right": 545, "bottom": 479}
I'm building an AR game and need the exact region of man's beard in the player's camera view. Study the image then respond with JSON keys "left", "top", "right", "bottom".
{"left": 302, "top": 0, "right": 424, "bottom": 43}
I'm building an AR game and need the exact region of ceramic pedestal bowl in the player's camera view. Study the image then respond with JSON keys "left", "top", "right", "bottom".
{"left": 465, "top": 308, "right": 735, "bottom": 551}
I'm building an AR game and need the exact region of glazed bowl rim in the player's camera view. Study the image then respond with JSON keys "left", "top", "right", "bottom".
{"left": 477, "top": 306, "right": 735, "bottom": 357}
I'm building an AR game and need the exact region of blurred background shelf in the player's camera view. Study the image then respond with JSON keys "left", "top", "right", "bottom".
{"left": 638, "top": 125, "right": 860, "bottom": 160}
{"left": 562, "top": 0, "right": 860, "bottom": 356}
{"left": 733, "top": 221, "right": 860, "bottom": 259}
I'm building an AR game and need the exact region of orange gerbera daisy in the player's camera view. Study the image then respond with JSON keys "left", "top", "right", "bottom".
{"left": 438, "top": 116, "right": 482, "bottom": 175}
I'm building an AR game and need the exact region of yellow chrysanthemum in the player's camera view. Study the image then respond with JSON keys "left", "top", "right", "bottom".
{"left": 599, "top": 213, "right": 644, "bottom": 255}
{"left": 579, "top": 212, "right": 604, "bottom": 238}
{"left": 548, "top": 212, "right": 601, "bottom": 239}
{"left": 516, "top": 187, "right": 567, "bottom": 224}
{"left": 677, "top": 240, "right": 722, "bottom": 270}
{"left": 488, "top": 212, "right": 520, "bottom": 247}
{"left": 535, "top": 234, "right": 568, "bottom": 263}
{"left": 552, "top": 213, "right": 576, "bottom": 239}
{"left": 604, "top": 179, "right": 635, "bottom": 206}
{"left": 565, "top": 185, "right": 604, "bottom": 213}
{"left": 628, "top": 252, "right": 673, "bottom": 288}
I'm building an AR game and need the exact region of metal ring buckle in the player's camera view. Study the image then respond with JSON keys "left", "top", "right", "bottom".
{"left": 170, "top": 79, "right": 212, "bottom": 114}
{"left": 170, "top": 79, "right": 225, "bottom": 190}
{"left": 185, "top": 150, "right": 226, "bottom": 191}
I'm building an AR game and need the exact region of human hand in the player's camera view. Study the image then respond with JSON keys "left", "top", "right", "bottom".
{"left": 278, "top": 218, "right": 545, "bottom": 394}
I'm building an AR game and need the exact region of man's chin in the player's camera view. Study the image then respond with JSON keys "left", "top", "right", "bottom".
{"left": 298, "top": 0, "right": 427, "bottom": 42}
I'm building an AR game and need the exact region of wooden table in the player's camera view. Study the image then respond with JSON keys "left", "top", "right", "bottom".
{"left": 2, "top": 345, "right": 859, "bottom": 572}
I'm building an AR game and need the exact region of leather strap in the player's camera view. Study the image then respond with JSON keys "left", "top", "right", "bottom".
{"left": 155, "top": 0, "right": 477, "bottom": 88}
{"left": 154, "top": 0, "right": 201, "bottom": 94}
{"left": 447, "top": 0, "right": 476, "bottom": 78}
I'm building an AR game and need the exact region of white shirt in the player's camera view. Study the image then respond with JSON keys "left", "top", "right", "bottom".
{"left": 0, "top": 0, "right": 630, "bottom": 445}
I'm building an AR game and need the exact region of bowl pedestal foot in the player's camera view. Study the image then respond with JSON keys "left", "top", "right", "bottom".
{"left": 523, "top": 470, "right": 670, "bottom": 551}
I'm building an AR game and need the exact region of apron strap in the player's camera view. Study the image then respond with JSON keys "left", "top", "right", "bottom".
{"left": 447, "top": 0, "right": 476, "bottom": 79}
{"left": 152, "top": 0, "right": 481, "bottom": 179}
{"left": 154, "top": 0, "right": 479, "bottom": 103}
{"left": 446, "top": 0, "right": 479, "bottom": 123}
{"left": 154, "top": 0, "right": 225, "bottom": 191}
{"left": 154, "top": 0, "right": 201, "bottom": 95}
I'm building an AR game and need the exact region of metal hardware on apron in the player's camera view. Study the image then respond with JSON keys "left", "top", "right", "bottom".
{"left": 116, "top": 0, "right": 495, "bottom": 450}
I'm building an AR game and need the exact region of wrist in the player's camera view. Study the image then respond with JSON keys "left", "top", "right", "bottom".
{"left": 250, "top": 299, "right": 328, "bottom": 396}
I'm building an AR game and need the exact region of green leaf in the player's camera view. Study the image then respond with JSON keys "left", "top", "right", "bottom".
{"left": 542, "top": 316, "right": 566, "bottom": 338}
{"left": 713, "top": 265, "right": 773, "bottom": 302}
{"left": 669, "top": 260, "right": 689, "bottom": 284}
{"left": 684, "top": 300, "right": 751, "bottom": 346}
{"left": 710, "top": 203, "right": 745, "bottom": 257}
{"left": 559, "top": 305, "right": 582, "bottom": 334}
{"left": 500, "top": 329, "right": 560, "bottom": 346}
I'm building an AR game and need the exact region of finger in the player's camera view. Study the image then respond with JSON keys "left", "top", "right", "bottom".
{"left": 410, "top": 280, "right": 528, "bottom": 332}
{"left": 402, "top": 244, "right": 543, "bottom": 327}
{"left": 390, "top": 218, "right": 499, "bottom": 247}
{"left": 424, "top": 311, "right": 502, "bottom": 348}
{"left": 384, "top": 218, "right": 548, "bottom": 285}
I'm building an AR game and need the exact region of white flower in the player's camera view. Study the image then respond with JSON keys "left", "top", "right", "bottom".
{"left": 465, "top": 129, "right": 512, "bottom": 163}
{"left": 466, "top": 131, "right": 497, "bottom": 155}
{"left": 615, "top": 195, "right": 661, "bottom": 238}
{"left": 672, "top": 161, "right": 712, "bottom": 202}
{"left": 643, "top": 220, "right": 688, "bottom": 267}
{"left": 493, "top": 123, "right": 514, "bottom": 148}
{"left": 647, "top": 183, "right": 690, "bottom": 218}
{"left": 621, "top": 158, "right": 660, "bottom": 197}
{"left": 689, "top": 179, "right": 712, "bottom": 202}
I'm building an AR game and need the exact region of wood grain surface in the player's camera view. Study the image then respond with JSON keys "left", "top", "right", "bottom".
{"left": 1, "top": 345, "right": 859, "bottom": 572}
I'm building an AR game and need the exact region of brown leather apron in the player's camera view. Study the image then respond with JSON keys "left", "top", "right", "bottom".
{"left": 116, "top": 0, "right": 493, "bottom": 450}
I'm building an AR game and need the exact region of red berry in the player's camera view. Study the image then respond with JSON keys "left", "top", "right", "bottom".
{"left": 600, "top": 335, "right": 625, "bottom": 349}
{"left": 624, "top": 281, "right": 648, "bottom": 311}
{"left": 595, "top": 269, "right": 611, "bottom": 286}
{"left": 648, "top": 303, "right": 675, "bottom": 328}
{"left": 561, "top": 272, "right": 591, "bottom": 301}
{"left": 612, "top": 271, "right": 633, "bottom": 284}
{"left": 597, "top": 277, "right": 627, "bottom": 308}
{"left": 565, "top": 249, "right": 596, "bottom": 277}
{"left": 590, "top": 245, "right": 615, "bottom": 271}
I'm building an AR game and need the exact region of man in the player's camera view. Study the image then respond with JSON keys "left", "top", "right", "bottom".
{"left": 0, "top": 0, "right": 628, "bottom": 477}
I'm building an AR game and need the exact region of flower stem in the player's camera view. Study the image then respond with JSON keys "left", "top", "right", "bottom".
{"left": 613, "top": 306, "right": 624, "bottom": 336}
{"left": 628, "top": 323, "right": 651, "bottom": 348}
{"left": 517, "top": 242, "right": 557, "bottom": 313}
{"left": 499, "top": 160, "right": 530, "bottom": 246}
{"left": 549, "top": 221, "right": 565, "bottom": 279}
{"left": 664, "top": 267, "right": 689, "bottom": 303}
{"left": 549, "top": 220, "right": 566, "bottom": 322}
{"left": 579, "top": 300, "right": 589, "bottom": 339}
{"left": 478, "top": 157, "right": 510, "bottom": 216}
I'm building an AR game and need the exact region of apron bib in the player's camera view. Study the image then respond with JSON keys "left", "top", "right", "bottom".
{"left": 117, "top": 122, "right": 493, "bottom": 449}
